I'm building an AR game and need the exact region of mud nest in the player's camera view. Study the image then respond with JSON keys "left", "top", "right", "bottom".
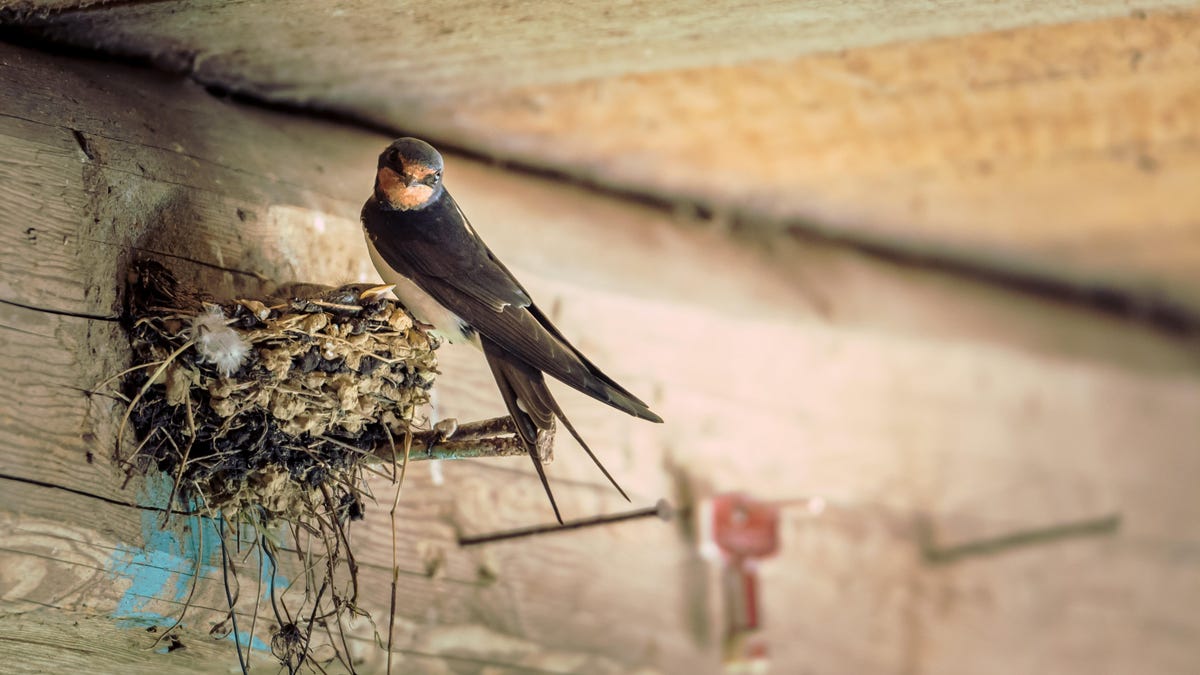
{"left": 120, "top": 260, "right": 440, "bottom": 522}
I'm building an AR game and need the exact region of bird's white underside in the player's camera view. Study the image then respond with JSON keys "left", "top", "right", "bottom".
{"left": 365, "top": 232, "right": 481, "bottom": 348}
{"left": 365, "top": 230, "right": 540, "bottom": 435}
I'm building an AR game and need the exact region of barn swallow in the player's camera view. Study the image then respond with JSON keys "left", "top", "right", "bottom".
{"left": 361, "top": 138, "right": 662, "bottom": 522}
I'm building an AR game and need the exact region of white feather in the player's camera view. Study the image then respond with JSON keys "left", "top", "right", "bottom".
{"left": 189, "top": 307, "right": 250, "bottom": 377}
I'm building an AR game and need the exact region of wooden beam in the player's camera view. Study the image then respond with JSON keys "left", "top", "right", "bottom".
{"left": 1, "top": 42, "right": 1199, "bottom": 674}
{"left": 14, "top": 1, "right": 1185, "bottom": 99}
{"left": 432, "top": 9, "right": 1200, "bottom": 310}
{"left": 9, "top": 4, "right": 1200, "bottom": 313}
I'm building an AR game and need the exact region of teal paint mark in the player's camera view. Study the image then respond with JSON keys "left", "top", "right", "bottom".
{"left": 107, "top": 472, "right": 284, "bottom": 653}
{"left": 228, "top": 629, "right": 272, "bottom": 653}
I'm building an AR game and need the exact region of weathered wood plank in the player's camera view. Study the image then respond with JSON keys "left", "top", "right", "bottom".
{"left": 0, "top": 612, "right": 277, "bottom": 675}
{"left": 0, "top": 42, "right": 702, "bottom": 673}
{"left": 435, "top": 9, "right": 1200, "bottom": 310}
{"left": 11, "top": 4, "right": 1200, "bottom": 314}
{"left": 1, "top": 42, "right": 1199, "bottom": 675}
{"left": 15, "top": 1, "right": 1187, "bottom": 99}
{"left": 0, "top": 477, "right": 666, "bottom": 674}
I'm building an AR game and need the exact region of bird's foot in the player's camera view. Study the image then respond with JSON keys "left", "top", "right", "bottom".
{"left": 535, "top": 420, "right": 556, "bottom": 465}
{"left": 433, "top": 417, "right": 459, "bottom": 441}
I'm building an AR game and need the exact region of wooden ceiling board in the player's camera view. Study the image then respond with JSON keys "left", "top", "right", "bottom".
{"left": 8, "top": 2, "right": 1200, "bottom": 314}
{"left": 12, "top": 1, "right": 1185, "bottom": 103}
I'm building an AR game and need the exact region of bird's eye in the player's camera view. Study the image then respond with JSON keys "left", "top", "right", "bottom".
{"left": 386, "top": 149, "right": 400, "bottom": 164}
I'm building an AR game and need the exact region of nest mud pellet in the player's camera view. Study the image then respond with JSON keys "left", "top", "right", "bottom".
{"left": 121, "top": 260, "right": 440, "bottom": 522}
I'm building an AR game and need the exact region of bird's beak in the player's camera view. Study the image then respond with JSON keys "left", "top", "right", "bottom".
{"left": 403, "top": 175, "right": 420, "bottom": 188}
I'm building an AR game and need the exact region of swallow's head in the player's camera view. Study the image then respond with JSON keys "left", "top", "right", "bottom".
{"left": 375, "top": 137, "right": 445, "bottom": 211}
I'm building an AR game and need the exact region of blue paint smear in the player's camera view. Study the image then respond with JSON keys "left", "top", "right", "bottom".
{"left": 108, "top": 472, "right": 282, "bottom": 653}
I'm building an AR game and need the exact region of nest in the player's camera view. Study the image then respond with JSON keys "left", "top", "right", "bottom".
{"left": 113, "top": 261, "right": 541, "bottom": 673}
{"left": 120, "top": 260, "right": 440, "bottom": 521}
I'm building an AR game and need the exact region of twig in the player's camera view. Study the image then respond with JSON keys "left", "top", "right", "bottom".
{"left": 459, "top": 499, "right": 674, "bottom": 546}
{"left": 319, "top": 484, "right": 359, "bottom": 605}
{"left": 293, "top": 579, "right": 328, "bottom": 674}
{"left": 368, "top": 416, "right": 532, "bottom": 464}
{"left": 437, "top": 416, "right": 519, "bottom": 440}
{"left": 264, "top": 533, "right": 291, "bottom": 627}
{"left": 161, "top": 391, "right": 199, "bottom": 528}
{"left": 115, "top": 338, "right": 196, "bottom": 461}
{"left": 385, "top": 421, "right": 411, "bottom": 675}
{"left": 249, "top": 534, "right": 264, "bottom": 667}
{"left": 918, "top": 513, "right": 1122, "bottom": 564}
{"left": 148, "top": 511, "right": 204, "bottom": 651}
{"left": 219, "top": 515, "right": 250, "bottom": 675}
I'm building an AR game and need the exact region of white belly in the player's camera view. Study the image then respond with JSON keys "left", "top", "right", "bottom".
{"left": 365, "top": 233, "right": 479, "bottom": 347}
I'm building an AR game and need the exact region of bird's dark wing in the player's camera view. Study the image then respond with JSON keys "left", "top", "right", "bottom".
{"left": 447, "top": 198, "right": 660, "bottom": 413}
{"left": 482, "top": 335, "right": 631, "bottom": 523}
{"left": 364, "top": 193, "right": 661, "bottom": 422}
{"left": 365, "top": 195, "right": 529, "bottom": 312}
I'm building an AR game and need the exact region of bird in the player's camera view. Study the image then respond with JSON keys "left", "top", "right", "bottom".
{"left": 361, "top": 137, "right": 663, "bottom": 523}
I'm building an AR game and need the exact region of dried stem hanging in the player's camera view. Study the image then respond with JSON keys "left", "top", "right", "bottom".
{"left": 111, "top": 260, "right": 545, "bottom": 673}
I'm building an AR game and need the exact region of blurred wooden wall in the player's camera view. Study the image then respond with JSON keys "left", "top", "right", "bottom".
{"left": 1, "top": 3, "right": 1199, "bottom": 674}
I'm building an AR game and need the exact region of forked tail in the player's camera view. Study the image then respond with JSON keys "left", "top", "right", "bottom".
{"left": 481, "top": 337, "right": 630, "bottom": 524}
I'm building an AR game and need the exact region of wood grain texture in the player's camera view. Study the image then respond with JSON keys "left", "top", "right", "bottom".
{"left": 9, "top": 2, "right": 1200, "bottom": 314}
{"left": 17, "top": 1, "right": 1185, "bottom": 100}
{"left": 0, "top": 0, "right": 115, "bottom": 14}
{"left": 434, "top": 9, "right": 1200, "bottom": 310}
{"left": 1, "top": 42, "right": 1199, "bottom": 674}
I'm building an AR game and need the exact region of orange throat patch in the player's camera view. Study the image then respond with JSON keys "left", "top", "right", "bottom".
{"left": 378, "top": 166, "right": 435, "bottom": 210}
